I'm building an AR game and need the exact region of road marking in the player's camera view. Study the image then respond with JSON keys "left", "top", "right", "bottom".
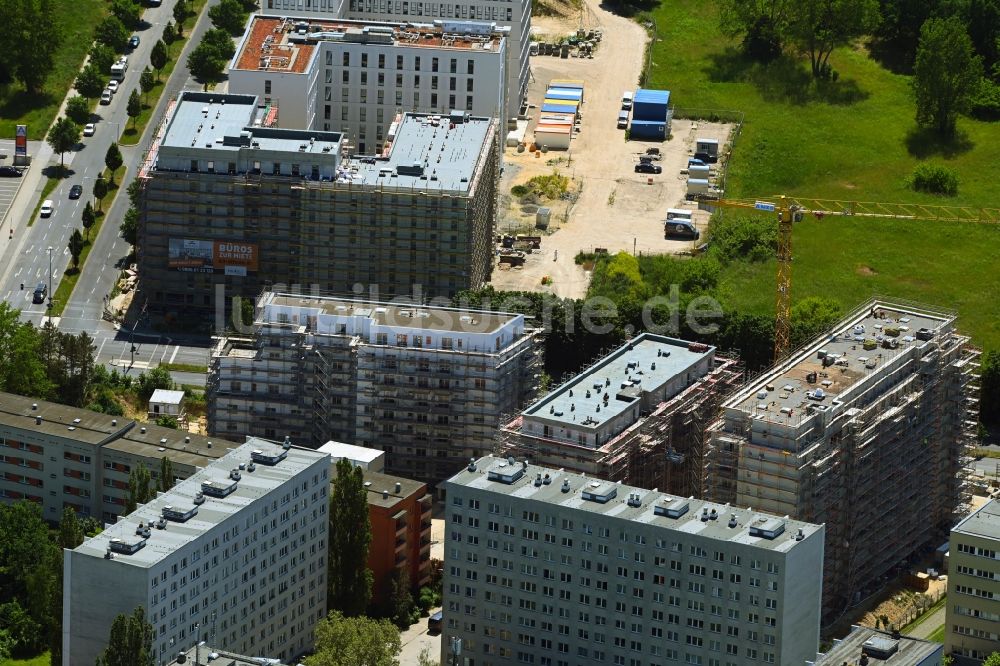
{"left": 169, "top": 345, "right": 179, "bottom": 364}
{"left": 96, "top": 336, "right": 107, "bottom": 359}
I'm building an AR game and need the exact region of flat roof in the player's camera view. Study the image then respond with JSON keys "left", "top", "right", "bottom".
{"left": 104, "top": 428, "right": 234, "bottom": 469}
{"left": 234, "top": 15, "right": 505, "bottom": 73}
{"left": 149, "top": 389, "right": 185, "bottom": 405}
{"left": 318, "top": 440, "right": 384, "bottom": 463}
{"left": 814, "top": 626, "right": 942, "bottom": 665}
{"left": 264, "top": 292, "right": 519, "bottom": 334}
{"left": 167, "top": 645, "right": 291, "bottom": 666}
{"left": 523, "top": 333, "right": 714, "bottom": 429}
{"left": 357, "top": 469, "right": 428, "bottom": 508}
{"left": 447, "top": 456, "right": 822, "bottom": 553}
{"left": 728, "top": 301, "right": 955, "bottom": 426}
{"left": 73, "top": 441, "right": 326, "bottom": 568}
{"left": 0, "top": 392, "right": 128, "bottom": 446}
{"left": 953, "top": 498, "right": 1000, "bottom": 541}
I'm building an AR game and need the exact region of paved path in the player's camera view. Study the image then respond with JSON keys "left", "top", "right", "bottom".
{"left": 399, "top": 607, "right": 443, "bottom": 666}
{"left": 908, "top": 604, "right": 946, "bottom": 640}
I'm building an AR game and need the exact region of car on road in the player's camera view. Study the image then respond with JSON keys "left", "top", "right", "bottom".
{"left": 107, "top": 80, "right": 119, "bottom": 94}
{"left": 40, "top": 200, "right": 54, "bottom": 217}
{"left": 32, "top": 283, "right": 47, "bottom": 304}
{"left": 128, "top": 35, "right": 140, "bottom": 50}
{"left": 83, "top": 123, "right": 96, "bottom": 137}
{"left": 635, "top": 162, "right": 662, "bottom": 174}
{"left": 0, "top": 166, "right": 21, "bottom": 177}
{"left": 100, "top": 90, "right": 112, "bottom": 105}
{"left": 69, "top": 184, "right": 83, "bottom": 199}
{"left": 617, "top": 110, "right": 629, "bottom": 129}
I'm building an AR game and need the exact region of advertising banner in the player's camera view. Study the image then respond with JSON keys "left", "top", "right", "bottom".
{"left": 168, "top": 239, "right": 258, "bottom": 274}
{"left": 15, "top": 125, "right": 26, "bottom": 157}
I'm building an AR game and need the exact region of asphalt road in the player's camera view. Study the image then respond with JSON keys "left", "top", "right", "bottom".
{"left": 0, "top": 0, "right": 221, "bottom": 385}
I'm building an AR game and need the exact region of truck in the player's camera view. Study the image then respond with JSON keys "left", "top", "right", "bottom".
{"left": 110, "top": 56, "right": 128, "bottom": 80}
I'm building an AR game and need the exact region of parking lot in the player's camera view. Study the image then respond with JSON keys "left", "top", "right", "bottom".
{"left": 0, "top": 139, "right": 34, "bottom": 232}
{"left": 491, "top": 3, "right": 734, "bottom": 299}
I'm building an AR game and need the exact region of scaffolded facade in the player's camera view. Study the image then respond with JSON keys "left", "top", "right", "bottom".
{"left": 707, "top": 300, "right": 980, "bottom": 622}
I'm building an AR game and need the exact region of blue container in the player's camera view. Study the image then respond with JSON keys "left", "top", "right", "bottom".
{"left": 632, "top": 88, "right": 670, "bottom": 122}
{"left": 629, "top": 119, "right": 666, "bottom": 140}
{"left": 541, "top": 103, "right": 577, "bottom": 114}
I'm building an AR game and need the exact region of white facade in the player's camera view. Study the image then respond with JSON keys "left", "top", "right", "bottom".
{"left": 230, "top": 16, "right": 507, "bottom": 153}
{"left": 259, "top": 0, "right": 531, "bottom": 121}
{"left": 442, "top": 457, "right": 825, "bottom": 666}
{"left": 63, "top": 441, "right": 330, "bottom": 666}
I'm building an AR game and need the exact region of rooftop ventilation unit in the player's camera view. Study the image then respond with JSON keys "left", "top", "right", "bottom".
{"left": 202, "top": 477, "right": 239, "bottom": 498}
{"left": 251, "top": 448, "right": 288, "bottom": 466}
{"left": 728, "top": 513, "right": 738, "bottom": 528}
{"left": 193, "top": 492, "right": 205, "bottom": 505}
{"left": 467, "top": 458, "right": 477, "bottom": 472}
{"left": 561, "top": 479, "right": 571, "bottom": 493}
{"left": 748, "top": 517, "right": 786, "bottom": 540}
{"left": 487, "top": 460, "right": 524, "bottom": 485}
{"left": 654, "top": 498, "right": 690, "bottom": 519}
{"left": 162, "top": 505, "right": 198, "bottom": 523}
{"left": 582, "top": 482, "right": 617, "bottom": 504}
{"left": 626, "top": 493, "right": 641, "bottom": 507}
{"left": 109, "top": 537, "right": 146, "bottom": 555}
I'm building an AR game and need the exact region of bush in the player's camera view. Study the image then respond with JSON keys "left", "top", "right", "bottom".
{"left": 510, "top": 184, "right": 529, "bottom": 197}
{"left": 707, "top": 213, "right": 777, "bottom": 263}
{"left": 908, "top": 163, "right": 959, "bottom": 196}
{"left": 969, "top": 78, "right": 1000, "bottom": 121}
{"left": 525, "top": 171, "right": 570, "bottom": 199}
{"left": 66, "top": 96, "right": 90, "bottom": 125}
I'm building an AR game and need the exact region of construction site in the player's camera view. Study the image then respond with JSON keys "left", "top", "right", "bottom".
{"left": 707, "top": 299, "right": 981, "bottom": 623}
{"left": 497, "top": 332, "right": 742, "bottom": 496}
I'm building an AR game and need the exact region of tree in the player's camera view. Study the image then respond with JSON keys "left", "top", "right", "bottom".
{"left": 416, "top": 648, "right": 439, "bottom": 666}
{"left": 94, "top": 15, "right": 130, "bottom": 52}
{"left": 127, "top": 88, "right": 142, "bottom": 128}
{"left": 82, "top": 202, "right": 96, "bottom": 241}
{"left": 203, "top": 28, "right": 237, "bottom": 59}
{"left": 717, "top": 0, "right": 792, "bottom": 61}
{"left": 75, "top": 64, "right": 105, "bottom": 100}
{"left": 94, "top": 606, "right": 154, "bottom": 666}
{"left": 787, "top": 0, "right": 881, "bottom": 77}
{"left": 981, "top": 350, "right": 1000, "bottom": 427}
{"left": 68, "top": 229, "right": 84, "bottom": 270}
{"left": 150, "top": 40, "right": 168, "bottom": 81}
{"left": 913, "top": 17, "right": 984, "bottom": 136}
{"left": 110, "top": 0, "right": 142, "bottom": 29}
{"left": 47, "top": 117, "right": 80, "bottom": 173}
{"left": 140, "top": 68, "right": 155, "bottom": 104}
{"left": 66, "top": 96, "right": 90, "bottom": 125}
{"left": 155, "top": 415, "right": 178, "bottom": 428}
{"left": 328, "top": 458, "right": 374, "bottom": 615}
{"left": 11, "top": 0, "right": 61, "bottom": 94}
{"left": 306, "top": 611, "right": 401, "bottom": 666}
{"left": 790, "top": 296, "right": 842, "bottom": 347}
{"left": 209, "top": 0, "right": 249, "bottom": 34}
{"left": 187, "top": 41, "right": 227, "bottom": 85}
{"left": 163, "top": 21, "right": 177, "bottom": 44}
{"left": 0, "top": 305, "right": 54, "bottom": 397}
{"left": 160, "top": 456, "right": 175, "bottom": 492}
{"left": 105, "top": 143, "right": 123, "bottom": 184}
{"left": 173, "top": 0, "right": 188, "bottom": 35}
{"left": 120, "top": 206, "right": 138, "bottom": 246}
{"left": 125, "top": 464, "right": 154, "bottom": 515}
{"left": 983, "top": 654, "right": 1000, "bottom": 666}
{"left": 968, "top": 0, "right": 1000, "bottom": 72}
{"left": 137, "top": 366, "right": 173, "bottom": 400}
{"left": 93, "top": 177, "right": 108, "bottom": 212}
{"left": 89, "top": 42, "right": 117, "bottom": 74}
{"left": 59, "top": 506, "right": 84, "bottom": 550}
{"left": 0, "top": 601, "right": 43, "bottom": 658}
{"left": 384, "top": 568, "right": 416, "bottom": 628}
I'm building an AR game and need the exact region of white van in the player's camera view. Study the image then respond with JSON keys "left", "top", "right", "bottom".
{"left": 666, "top": 208, "right": 693, "bottom": 222}
{"left": 621, "top": 91, "right": 633, "bottom": 110}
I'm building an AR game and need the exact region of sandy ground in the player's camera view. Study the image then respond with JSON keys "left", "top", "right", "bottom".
{"left": 490, "top": 1, "right": 734, "bottom": 299}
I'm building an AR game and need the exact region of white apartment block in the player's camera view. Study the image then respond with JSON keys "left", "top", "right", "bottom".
{"left": 208, "top": 292, "right": 541, "bottom": 484}
{"left": 63, "top": 440, "right": 330, "bottom": 666}
{"left": 229, "top": 15, "right": 507, "bottom": 153}
{"left": 945, "top": 499, "right": 1000, "bottom": 665}
{"left": 258, "top": 0, "right": 531, "bottom": 119}
{"left": 441, "top": 456, "right": 825, "bottom": 666}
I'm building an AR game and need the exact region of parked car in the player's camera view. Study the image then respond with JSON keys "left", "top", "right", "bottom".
{"left": 128, "top": 35, "right": 140, "bottom": 50}
{"left": 40, "top": 200, "right": 54, "bottom": 217}
{"left": 665, "top": 219, "right": 700, "bottom": 240}
{"left": 428, "top": 611, "right": 443, "bottom": 634}
{"left": 107, "top": 80, "right": 119, "bottom": 94}
{"left": 83, "top": 123, "right": 96, "bottom": 137}
{"left": 617, "top": 110, "right": 629, "bottom": 129}
{"left": 69, "top": 184, "right": 83, "bottom": 199}
{"left": 635, "top": 162, "right": 662, "bottom": 174}
{"left": 100, "top": 90, "right": 112, "bottom": 105}
{"left": 0, "top": 166, "right": 22, "bottom": 177}
{"left": 32, "top": 283, "right": 47, "bottom": 304}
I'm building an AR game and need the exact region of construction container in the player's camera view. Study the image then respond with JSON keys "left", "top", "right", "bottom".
{"left": 536, "top": 208, "right": 551, "bottom": 229}
{"left": 686, "top": 178, "right": 710, "bottom": 198}
{"left": 688, "top": 164, "right": 711, "bottom": 179}
{"left": 629, "top": 120, "right": 667, "bottom": 140}
{"left": 695, "top": 138, "right": 719, "bottom": 162}
{"left": 629, "top": 88, "right": 672, "bottom": 140}
{"left": 534, "top": 126, "right": 571, "bottom": 150}
{"left": 549, "top": 79, "right": 584, "bottom": 90}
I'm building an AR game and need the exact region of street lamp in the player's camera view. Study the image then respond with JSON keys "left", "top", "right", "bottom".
{"left": 46, "top": 247, "right": 53, "bottom": 309}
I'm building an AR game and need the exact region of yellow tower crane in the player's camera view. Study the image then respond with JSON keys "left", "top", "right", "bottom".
{"left": 700, "top": 196, "right": 1000, "bottom": 363}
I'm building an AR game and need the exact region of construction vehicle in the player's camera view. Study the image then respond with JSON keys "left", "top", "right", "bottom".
{"left": 700, "top": 196, "right": 1000, "bottom": 362}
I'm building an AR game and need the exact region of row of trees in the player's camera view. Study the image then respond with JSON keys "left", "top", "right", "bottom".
{"left": 188, "top": 0, "right": 258, "bottom": 85}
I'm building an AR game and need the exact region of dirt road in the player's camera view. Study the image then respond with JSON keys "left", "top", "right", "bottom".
{"left": 491, "top": 0, "right": 732, "bottom": 299}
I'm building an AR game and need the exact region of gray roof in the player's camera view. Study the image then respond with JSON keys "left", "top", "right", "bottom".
{"left": 447, "top": 456, "right": 823, "bottom": 553}
{"left": 73, "top": 440, "right": 326, "bottom": 569}
{"left": 953, "top": 498, "right": 1000, "bottom": 540}
{"left": 812, "top": 626, "right": 942, "bottom": 665}
{"left": 523, "top": 333, "right": 714, "bottom": 429}
{"left": 149, "top": 389, "right": 185, "bottom": 405}
{"left": 166, "top": 646, "right": 292, "bottom": 666}
{"left": 728, "top": 301, "right": 954, "bottom": 426}
{"left": 0, "top": 392, "right": 128, "bottom": 446}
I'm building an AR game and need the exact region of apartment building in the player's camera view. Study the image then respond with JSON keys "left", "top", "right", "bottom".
{"left": 442, "top": 456, "right": 825, "bottom": 666}
{"left": 946, "top": 499, "right": 1000, "bottom": 664}
{"left": 708, "top": 300, "right": 981, "bottom": 620}
{"left": 808, "top": 626, "right": 943, "bottom": 666}
{"left": 355, "top": 467, "right": 434, "bottom": 604}
{"left": 499, "top": 333, "right": 742, "bottom": 497}
{"left": 258, "top": 0, "right": 531, "bottom": 120}
{"left": 208, "top": 291, "right": 541, "bottom": 484}
{"left": 137, "top": 92, "right": 500, "bottom": 316}
{"left": 229, "top": 15, "right": 507, "bottom": 146}
{"left": 167, "top": 645, "right": 293, "bottom": 665}
{"left": 0, "top": 391, "right": 240, "bottom": 524}
{"left": 63, "top": 440, "right": 330, "bottom": 666}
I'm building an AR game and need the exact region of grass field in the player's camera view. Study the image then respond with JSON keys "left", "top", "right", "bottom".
{"left": 644, "top": 0, "right": 1000, "bottom": 349}
{"left": 0, "top": 2, "right": 107, "bottom": 137}
{"left": 1, "top": 653, "right": 50, "bottom": 666}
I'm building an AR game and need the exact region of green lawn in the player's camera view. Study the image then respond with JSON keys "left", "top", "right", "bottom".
{"left": 927, "top": 624, "right": 946, "bottom": 643}
{"left": 0, "top": 2, "right": 107, "bottom": 138}
{"left": 1, "top": 653, "right": 50, "bottom": 666}
{"left": 645, "top": 0, "right": 1000, "bottom": 350}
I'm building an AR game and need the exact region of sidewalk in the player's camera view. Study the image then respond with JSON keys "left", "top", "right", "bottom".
{"left": 399, "top": 609, "right": 442, "bottom": 666}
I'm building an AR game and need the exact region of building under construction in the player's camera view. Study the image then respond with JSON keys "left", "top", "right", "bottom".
{"left": 498, "top": 333, "right": 742, "bottom": 496}
{"left": 707, "top": 299, "right": 981, "bottom": 622}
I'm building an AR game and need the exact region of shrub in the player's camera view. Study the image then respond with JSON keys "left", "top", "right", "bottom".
{"left": 707, "top": 213, "right": 777, "bottom": 263}
{"left": 969, "top": 78, "right": 1000, "bottom": 121}
{"left": 510, "top": 184, "right": 529, "bottom": 197}
{"left": 908, "top": 163, "right": 958, "bottom": 196}
{"left": 525, "top": 171, "right": 570, "bottom": 199}
{"left": 66, "top": 96, "right": 90, "bottom": 125}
